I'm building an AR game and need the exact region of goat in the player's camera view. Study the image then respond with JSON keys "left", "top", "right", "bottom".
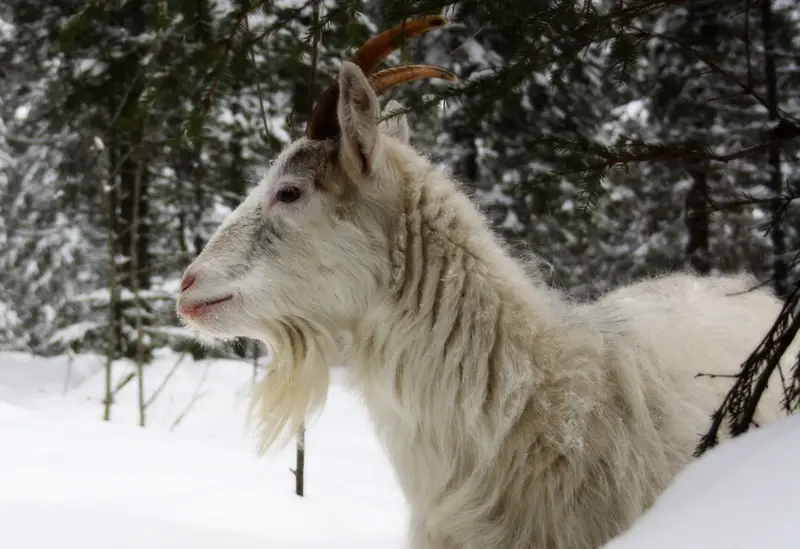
{"left": 176, "top": 16, "right": 786, "bottom": 549}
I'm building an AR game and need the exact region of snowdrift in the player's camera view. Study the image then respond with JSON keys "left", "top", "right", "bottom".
{"left": 0, "top": 350, "right": 406, "bottom": 549}
{"left": 604, "top": 412, "right": 800, "bottom": 549}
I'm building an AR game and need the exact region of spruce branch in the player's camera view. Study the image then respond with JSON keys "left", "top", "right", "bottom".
{"left": 198, "top": 5, "right": 252, "bottom": 124}
{"left": 696, "top": 283, "right": 800, "bottom": 456}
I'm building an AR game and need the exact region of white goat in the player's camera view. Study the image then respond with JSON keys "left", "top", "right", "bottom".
{"left": 177, "top": 16, "right": 786, "bottom": 549}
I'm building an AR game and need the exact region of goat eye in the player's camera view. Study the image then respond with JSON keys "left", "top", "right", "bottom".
{"left": 275, "top": 186, "right": 303, "bottom": 204}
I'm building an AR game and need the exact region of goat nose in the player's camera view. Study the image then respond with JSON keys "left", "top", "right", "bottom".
{"left": 180, "top": 271, "right": 197, "bottom": 293}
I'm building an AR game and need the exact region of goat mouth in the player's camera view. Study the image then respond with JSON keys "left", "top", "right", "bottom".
{"left": 178, "top": 295, "right": 234, "bottom": 319}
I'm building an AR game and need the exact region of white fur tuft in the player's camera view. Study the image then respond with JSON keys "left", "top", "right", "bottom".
{"left": 248, "top": 318, "right": 338, "bottom": 452}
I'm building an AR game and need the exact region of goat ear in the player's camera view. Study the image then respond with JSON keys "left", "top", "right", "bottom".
{"left": 337, "top": 61, "right": 382, "bottom": 177}
{"left": 380, "top": 100, "right": 410, "bottom": 143}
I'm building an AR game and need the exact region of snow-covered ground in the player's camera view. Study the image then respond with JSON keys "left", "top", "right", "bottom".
{"left": 603, "top": 411, "right": 800, "bottom": 549}
{"left": 1, "top": 348, "right": 798, "bottom": 549}
{"left": 0, "top": 349, "right": 407, "bottom": 549}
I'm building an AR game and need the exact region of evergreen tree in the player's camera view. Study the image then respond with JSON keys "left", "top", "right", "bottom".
{"left": 1, "top": 0, "right": 799, "bottom": 439}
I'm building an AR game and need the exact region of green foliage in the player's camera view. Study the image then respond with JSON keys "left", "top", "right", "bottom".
{"left": 1, "top": 0, "right": 799, "bottom": 368}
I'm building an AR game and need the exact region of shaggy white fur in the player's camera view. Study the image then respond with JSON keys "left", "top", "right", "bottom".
{"left": 177, "top": 60, "right": 788, "bottom": 549}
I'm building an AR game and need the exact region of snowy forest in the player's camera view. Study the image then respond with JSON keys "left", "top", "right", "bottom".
{"left": 1, "top": 0, "right": 800, "bottom": 545}
{"left": 3, "top": 0, "right": 800, "bottom": 431}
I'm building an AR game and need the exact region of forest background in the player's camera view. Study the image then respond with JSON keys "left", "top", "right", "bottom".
{"left": 1, "top": 0, "right": 799, "bottom": 452}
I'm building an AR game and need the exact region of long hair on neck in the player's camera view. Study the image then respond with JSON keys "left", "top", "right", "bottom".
{"left": 249, "top": 316, "right": 338, "bottom": 453}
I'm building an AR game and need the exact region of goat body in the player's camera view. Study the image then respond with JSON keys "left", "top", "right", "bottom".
{"left": 176, "top": 24, "right": 787, "bottom": 549}
{"left": 343, "top": 151, "right": 785, "bottom": 549}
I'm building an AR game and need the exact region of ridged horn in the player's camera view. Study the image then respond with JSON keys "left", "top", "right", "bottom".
{"left": 305, "top": 15, "right": 451, "bottom": 140}
{"left": 350, "top": 15, "right": 447, "bottom": 75}
{"left": 369, "top": 65, "right": 457, "bottom": 95}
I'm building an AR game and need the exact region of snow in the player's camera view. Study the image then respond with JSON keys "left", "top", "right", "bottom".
{"left": 603, "top": 413, "right": 800, "bottom": 549}
{"left": 0, "top": 16, "right": 14, "bottom": 39}
{"left": 459, "top": 38, "right": 504, "bottom": 67}
{"left": 14, "top": 104, "right": 30, "bottom": 121}
{"left": 500, "top": 210, "right": 525, "bottom": 232}
{"left": 0, "top": 349, "right": 407, "bottom": 549}
{"left": 0, "top": 348, "right": 798, "bottom": 548}
{"left": 0, "top": 301, "right": 21, "bottom": 331}
{"left": 47, "top": 320, "right": 104, "bottom": 346}
{"left": 476, "top": 183, "right": 514, "bottom": 206}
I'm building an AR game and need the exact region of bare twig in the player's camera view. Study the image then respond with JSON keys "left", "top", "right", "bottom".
{"left": 744, "top": 0, "right": 754, "bottom": 90}
{"left": 244, "top": 0, "right": 275, "bottom": 139}
{"left": 62, "top": 351, "right": 76, "bottom": 394}
{"left": 130, "top": 144, "right": 147, "bottom": 428}
{"left": 113, "top": 371, "right": 136, "bottom": 396}
{"left": 536, "top": 123, "right": 800, "bottom": 185}
{"left": 696, "top": 284, "right": 800, "bottom": 456}
{"left": 198, "top": 1, "right": 268, "bottom": 123}
{"left": 145, "top": 351, "right": 188, "bottom": 408}
{"left": 169, "top": 360, "right": 211, "bottom": 431}
{"left": 98, "top": 158, "right": 121, "bottom": 422}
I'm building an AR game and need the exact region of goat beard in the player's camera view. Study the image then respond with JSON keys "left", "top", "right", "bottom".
{"left": 248, "top": 317, "right": 337, "bottom": 454}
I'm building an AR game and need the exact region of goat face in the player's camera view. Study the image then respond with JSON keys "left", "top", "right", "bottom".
{"left": 176, "top": 64, "right": 413, "bottom": 341}
{"left": 176, "top": 16, "right": 453, "bottom": 344}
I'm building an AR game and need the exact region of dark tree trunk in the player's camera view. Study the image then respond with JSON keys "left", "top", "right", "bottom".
{"left": 761, "top": 0, "right": 787, "bottom": 298}
{"left": 295, "top": 427, "right": 305, "bottom": 497}
{"left": 105, "top": 0, "right": 152, "bottom": 359}
{"left": 225, "top": 78, "right": 247, "bottom": 209}
{"left": 460, "top": 141, "right": 479, "bottom": 184}
{"left": 118, "top": 149, "right": 150, "bottom": 291}
{"left": 685, "top": 167, "right": 711, "bottom": 275}
{"left": 106, "top": 145, "right": 124, "bottom": 358}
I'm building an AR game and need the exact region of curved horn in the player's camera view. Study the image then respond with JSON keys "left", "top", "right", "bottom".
{"left": 369, "top": 65, "right": 457, "bottom": 96}
{"left": 350, "top": 15, "right": 447, "bottom": 75}
{"left": 306, "top": 15, "right": 450, "bottom": 140}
